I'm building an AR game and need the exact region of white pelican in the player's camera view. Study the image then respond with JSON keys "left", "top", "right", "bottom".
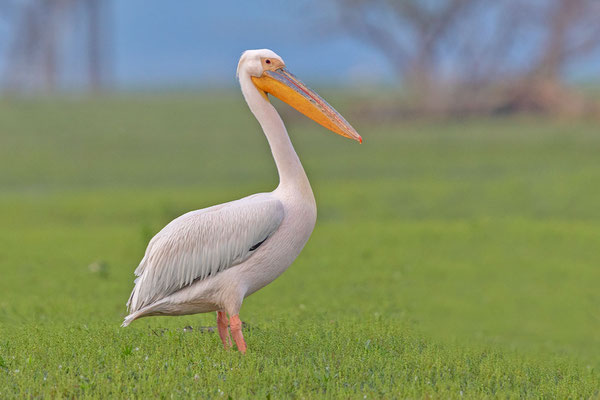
{"left": 122, "top": 49, "right": 361, "bottom": 353}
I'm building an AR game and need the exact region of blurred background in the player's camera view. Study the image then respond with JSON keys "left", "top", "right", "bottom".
{"left": 1, "top": 0, "right": 599, "bottom": 376}
{"left": 2, "top": 0, "right": 600, "bottom": 114}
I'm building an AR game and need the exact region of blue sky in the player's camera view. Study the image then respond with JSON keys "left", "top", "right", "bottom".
{"left": 112, "top": 1, "right": 393, "bottom": 88}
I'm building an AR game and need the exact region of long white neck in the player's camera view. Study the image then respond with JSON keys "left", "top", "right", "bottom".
{"left": 239, "top": 73, "right": 312, "bottom": 195}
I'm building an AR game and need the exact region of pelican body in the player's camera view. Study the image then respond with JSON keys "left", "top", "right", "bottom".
{"left": 122, "top": 49, "right": 361, "bottom": 353}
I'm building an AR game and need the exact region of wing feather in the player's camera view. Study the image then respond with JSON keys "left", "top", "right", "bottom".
{"left": 127, "top": 194, "right": 284, "bottom": 312}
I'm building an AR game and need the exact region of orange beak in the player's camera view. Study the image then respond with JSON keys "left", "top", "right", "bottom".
{"left": 252, "top": 68, "right": 362, "bottom": 143}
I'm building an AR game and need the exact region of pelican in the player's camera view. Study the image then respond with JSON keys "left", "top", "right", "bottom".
{"left": 122, "top": 49, "right": 361, "bottom": 353}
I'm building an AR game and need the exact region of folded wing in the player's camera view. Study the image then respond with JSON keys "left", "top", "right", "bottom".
{"left": 126, "top": 193, "right": 284, "bottom": 312}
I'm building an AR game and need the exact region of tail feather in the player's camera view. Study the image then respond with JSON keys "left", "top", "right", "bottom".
{"left": 121, "top": 314, "right": 136, "bottom": 327}
{"left": 121, "top": 308, "right": 145, "bottom": 327}
{"left": 121, "top": 301, "right": 157, "bottom": 327}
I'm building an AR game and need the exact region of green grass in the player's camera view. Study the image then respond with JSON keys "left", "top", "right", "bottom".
{"left": 0, "top": 94, "right": 599, "bottom": 398}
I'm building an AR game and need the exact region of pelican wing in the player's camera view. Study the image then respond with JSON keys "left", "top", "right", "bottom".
{"left": 126, "top": 193, "right": 284, "bottom": 312}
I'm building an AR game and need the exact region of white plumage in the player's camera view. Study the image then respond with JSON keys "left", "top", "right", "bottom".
{"left": 126, "top": 194, "right": 284, "bottom": 313}
{"left": 122, "top": 49, "right": 361, "bottom": 353}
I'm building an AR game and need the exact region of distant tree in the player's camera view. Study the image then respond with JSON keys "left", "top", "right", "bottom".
{"left": 501, "top": 0, "right": 600, "bottom": 115}
{"left": 336, "top": 0, "right": 477, "bottom": 108}
{"left": 334, "top": 0, "right": 600, "bottom": 116}
{"left": 87, "top": 0, "right": 110, "bottom": 91}
{"left": 1, "top": 0, "right": 112, "bottom": 93}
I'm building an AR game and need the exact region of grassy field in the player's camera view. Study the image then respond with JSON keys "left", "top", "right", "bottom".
{"left": 0, "top": 94, "right": 599, "bottom": 398}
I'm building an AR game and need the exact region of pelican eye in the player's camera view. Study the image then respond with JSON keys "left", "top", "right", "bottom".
{"left": 265, "top": 59, "right": 271, "bottom": 64}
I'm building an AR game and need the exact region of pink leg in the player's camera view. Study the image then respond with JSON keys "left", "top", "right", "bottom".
{"left": 216, "top": 311, "right": 232, "bottom": 349}
{"left": 229, "top": 314, "right": 247, "bottom": 354}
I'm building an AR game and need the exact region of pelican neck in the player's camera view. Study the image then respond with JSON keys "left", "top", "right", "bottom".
{"left": 238, "top": 72, "right": 313, "bottom": 195}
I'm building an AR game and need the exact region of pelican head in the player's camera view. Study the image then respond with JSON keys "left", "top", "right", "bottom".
{"left": 237, "top": 49, "right": 362, "bottom": 143}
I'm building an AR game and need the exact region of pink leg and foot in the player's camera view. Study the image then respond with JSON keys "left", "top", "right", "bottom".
{"left": 216, "top": 311, "right": 232, "bottom": 349}
{"left": 229, "top": 314, "right": 247, "bottom": 354}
